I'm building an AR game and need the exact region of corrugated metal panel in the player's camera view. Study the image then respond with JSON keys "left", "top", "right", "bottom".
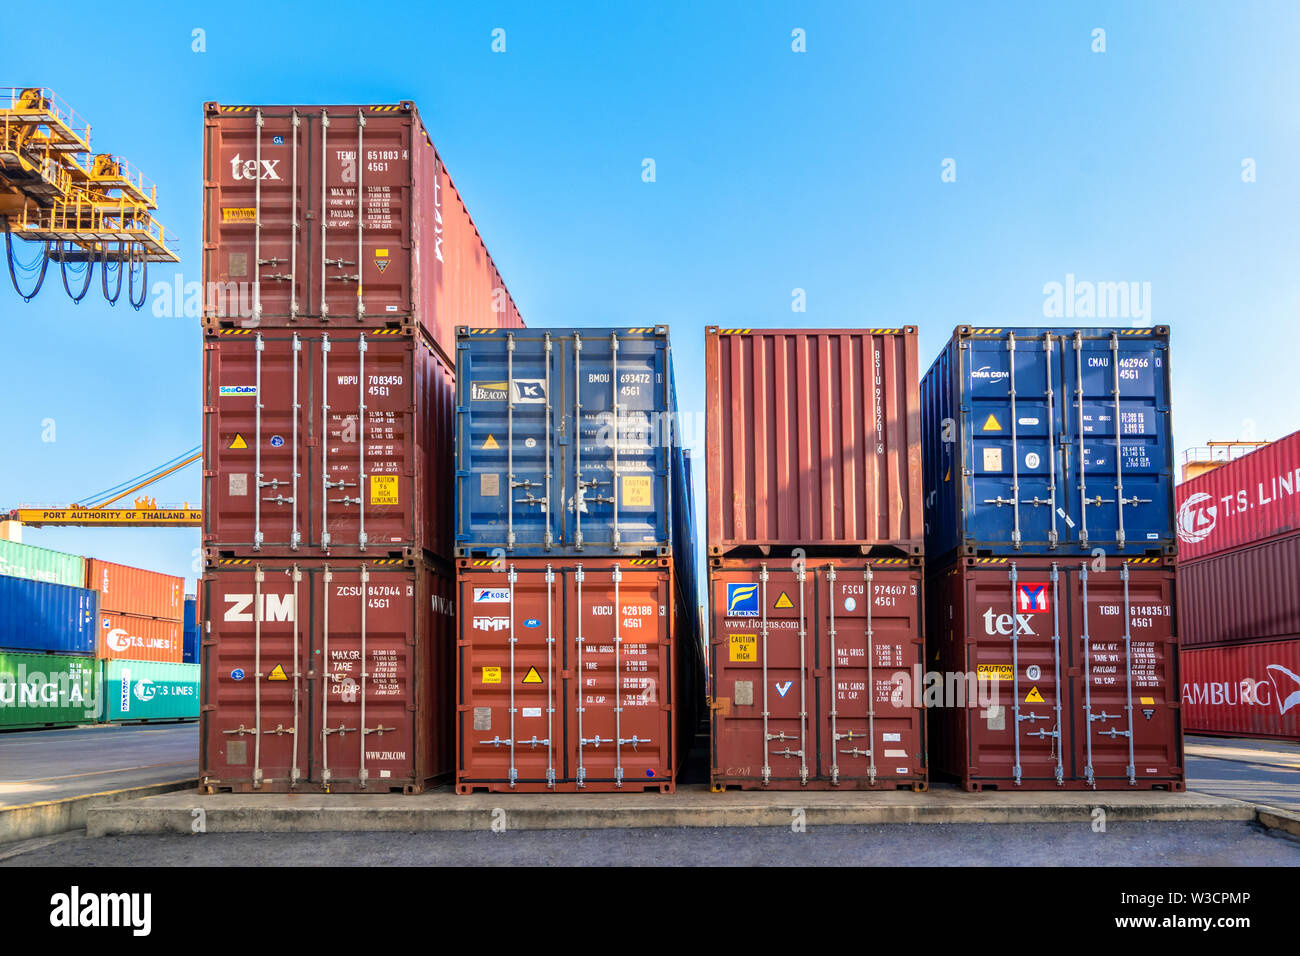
{"left": 202, "top": 102, "right": 523, "bottom": 353}
{"left": 1176, "top": 429, "right": 1300, "bottom": 560}
{"left": 926, "top": 556, "right": 1183, "bottom": 790}
{"left": 85, "top": 559, "right": 184, "bottom": 621}
{"left": 1177, "top": 530, "right": 1300, "bottom": 647}
{"left": 0, "top": 575, "right": 97, "bottom": 655}
{"left": 102, "top": 660, "right": 200, "bottom": 722}
{"left": 706, "top": 328, "right": 922, "bottom": 556}
{"left": 0, "top": 652, "right": 100, "bottom": 729}
{"left": 203, "top": 327, "right": 454, "bottom": 560}
{"left": 709, "top": 556, "right": 926, "bottom": 790}
{"left": 455, "top": 327, "right": 680, "bottom": 556}
{"left": 1182, "top": 640, "right": 1300, "bottom": 741}
{"left": 96, "top": 612, "right": 185, "bottom": 663}
{"left": 0, "top": 539, "right": 85, "bottom": 587}
{"left": 922, "top": 326, "right": 1175, "bottom": 559}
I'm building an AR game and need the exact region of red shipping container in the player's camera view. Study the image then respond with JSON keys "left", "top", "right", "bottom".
{"left": 1182, "top": 639, "right": 1300, "bottom": 741}
{"left": 927, "top": 556, "right": 1183, "bottom": 791}
{"left": 709, "top": 556, "right": 926, "bottom": 790}
{"left": 705, "top": 327, "right": 922, "bottom": 557}
{"left": 1176, "top": 429, "right": 1300, "bottom": 560}
{"left": 97, "top": 612, "right": 184, "bottom": 663}
{"left": 203, "top": 327, "right": 453, "bottom": 560}
{"left": 200, "top": 559, "right": 454, "bottom": 793}
{"left": 456, "top": 557, "right": 702, "bottom": 793}
{"left": 85, "top": 559, "right": 184, "bottom": 621}
{"left": 202, "top": 102, "right": 524, "bottom": 355}
{"left": 1177, "top": 530, "right": 1300, "bottom": 648}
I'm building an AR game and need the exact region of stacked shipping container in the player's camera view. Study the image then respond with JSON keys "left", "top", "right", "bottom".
{"left": 454, "top": 327, "right": 704, "bottom": 792}
{"left": 199, "top": 102, "right": 524, "bottom": 792}
{"left": 921, "top": 326, "right": 1184, "bottom": 790}
{"left": 1177, "top": 430, "right": 1300, "bottom": 740}
{"left": 705, "top": 327, "right": 927, "bottom": 790}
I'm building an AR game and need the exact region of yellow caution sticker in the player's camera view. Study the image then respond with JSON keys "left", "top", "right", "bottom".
{"left": 522, "top": 666, "right": 543, "bottom": 684}
{"left": 729, "top": 633, "right": 757, "bottom": 662}
{"left": 1140, "top": 696, "right": 1155, "bottom": 705}
{"left": 222, "top": 207, "right": 257, "bottom": 223}
{"left": 375, "top": 249, "right": 389, "bottom": 257}
{"left": 982, "top": 413, "right": 1003, "bottom": 431}
{"left": 229, "top": 433, "right": 248, "bottom": 450}
{"left": 1025, "top": 685, "right": 1045, "bottom": 703}
{"left": 622, "top": 475, "right": 653, "bottom": 507}
{"left": 976, "top": 663, "right": 1013, "bottom": 681}
{"left": 482, "top": 667, "right": 502, "bottom": 684}
{"left": 774, "top": 591, "right": 794, "bottom": 609}
{"left": 268, "top": 664, "right": 288, "bottom": 681}
{"left": 483, "top": 434, "right": 500, "bottom": 450}
{"left": 370, "top": 475, "right": 399, "bottom": 506}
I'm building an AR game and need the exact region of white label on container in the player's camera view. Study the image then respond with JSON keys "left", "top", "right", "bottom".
{"left": 884, "top": 749, "right": 908, "bottom": 758}
{"left": 1025, "top": 452, "right": 1041, "bottom": 469}
{"left": 1018, "top": 416, "right": 1039, "bottom": 426}
{"left": 883, "top": 732, "right": 901, "bottom": 742}
{"left": 895, "top": 767, "right": 909, "bottom": 774}
{"left": 522, "top": 707, "right": 542, "bottom": 718}
{"left": 983, "top": 448, "right": 1003, "bottom": 471}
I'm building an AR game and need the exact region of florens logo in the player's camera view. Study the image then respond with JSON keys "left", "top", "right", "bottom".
{"left": 1177, "top": 492, "right": 1217, "bottom": 543}
{"left": 726, "top": 583, "right": 760, "bottom": 617}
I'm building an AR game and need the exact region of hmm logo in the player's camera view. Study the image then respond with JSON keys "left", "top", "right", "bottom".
{"left": 726, "top": 583, "right": 760, "bottom": 617}
{"left": 473, "top": 616, "right": 510, "bottom": 632}
{"left": 471, "top": 381, "right": 508, "bottom": 401}
{"left": 1016, "top": 583, "right": 1050, "bottom": 613}
{"left": 50, "top": 886, "right": 151, "bottom": 936}
{"left": 1177, "top": 492, "right": 1217, "bottom": 544}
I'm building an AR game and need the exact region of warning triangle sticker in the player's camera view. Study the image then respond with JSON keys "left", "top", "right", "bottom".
{"left": 774, "top": 591, "right": 794, "bottom": 609}
{"left": 1025, "top": 685, "right": 1044, "bottom": 703}
{"left": 268, "top": 664, "right": 288, "bottom": 681}
{"left": 522, "top": 666, "right": 543, "bottom": 684}
{"left": 229, "top": 433, "right": 248, "bottom": 449}
{"left": 943, "top": 465, "right": 951, "bottom": 482}
{"left": 483, "top": 434, "right": 500, "bottom": 450}
{"left": 981, "top": 413, "right": 1003, "bottom": 432}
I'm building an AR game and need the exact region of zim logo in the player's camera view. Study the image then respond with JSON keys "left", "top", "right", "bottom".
{"left": 1177, "top": 492, "right": 1217, "bottom": 544}
{"left": 726, "top": 583, "right": 760, "bottom": 617}
{"left": 1016, "top": 583, "right": 1050, "bottom": 613}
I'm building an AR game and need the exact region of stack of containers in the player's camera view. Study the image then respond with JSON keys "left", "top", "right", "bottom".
{"left": 922, "top": 326, "right": 1183, "bottom": 790}
{"left": 0, "top": 540, "right": 99, "bottom": 730}
{"left": 199, "top": 102, "right": 524, "bottom": 793}
{"left": 453, "top": 327, "right": 704, "bottom": 793}
{"left": 1176, "top": 430, "right": 1300, "bottom": 741}
{"left": 87, "top": 558, "right": 198, "bottom": 724}
{"left": 705, "top": 327, "right": 926, "bottom": 790}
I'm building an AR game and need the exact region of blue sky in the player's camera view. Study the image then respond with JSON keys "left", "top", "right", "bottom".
{"left": 2, "top": 1, "right": 1297, "bottom": 591}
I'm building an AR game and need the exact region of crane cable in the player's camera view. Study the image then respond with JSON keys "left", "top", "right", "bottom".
{"left": 3, "top": 220, "right": 51, "bottom": 301}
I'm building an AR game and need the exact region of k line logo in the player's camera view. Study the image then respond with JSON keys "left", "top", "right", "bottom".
{"left": 223, "top": 593, "right": 296, "bottom": 622}
{"left": 726, "top": 583, "right": 760, "bottom": 617}
{"left": 1016, "top": 583, "right": 1050, "bottom": 613}
{"left": 1177, "top": 492, "right": 1217, "bottom": 544}
{"left": 473, "top": 616, "right": 510, "bottom": 632}
{"left": 511, "top": 379, "right": 546, "bottom": 403}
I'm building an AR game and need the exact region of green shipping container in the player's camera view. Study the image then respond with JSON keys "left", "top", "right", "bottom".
{"left": 0, "top": 539, "right": 86, "bottom": 588}
{"left": 102, "top": 660, "right": 200, "bottom": 723}
{"left": 0, "top": 652, "right": 101, "bottom": 730}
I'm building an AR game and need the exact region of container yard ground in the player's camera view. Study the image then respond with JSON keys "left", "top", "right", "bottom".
{"left": 1184, "top": 735, "right": 1300, "bottom": 811}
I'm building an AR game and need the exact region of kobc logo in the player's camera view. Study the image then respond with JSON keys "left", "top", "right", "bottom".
{"left": 983, "top": 608, "right": 1037, "bottom": 636}
{"left": 1016, "top": 583, "right": 1050, "bottom": 613}
{"left": 473, "top": 616, "right": 510, "bottom": 632}
{"left": 229, "top": 153, "right": 281, "bottom": 180}
{"left": 223, "top": 593, "right": 296, "bottom": 622}
{"left": 473, "top": 587, "right": 510, "bottom": 603}
{"left": 1177, "top": 492, "right": 1217, "bottom": 544}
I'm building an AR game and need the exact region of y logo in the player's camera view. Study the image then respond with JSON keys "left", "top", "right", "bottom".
{"left": 775, "top": 681, "right": 793, "bottom": 698}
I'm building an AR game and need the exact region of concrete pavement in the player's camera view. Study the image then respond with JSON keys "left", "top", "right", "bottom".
{"left": 1185, "top": 735, "right": 1300, "bottom": 811}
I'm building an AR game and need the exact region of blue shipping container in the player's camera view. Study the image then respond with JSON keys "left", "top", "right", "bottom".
{"left": 922, "top": 325, "right": 1174, "bottom": 559}
{"left": 183, "top": 596, "right": 199, "bottom": 664}
{"left": 456, "top": 326, "right": 681, "bottom": 555}
{"left": 0, "top": 574, "right": 98, "bottom": 655}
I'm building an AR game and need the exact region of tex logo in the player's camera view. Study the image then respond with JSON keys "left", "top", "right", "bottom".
{"left": 473, "top": 587, "right": 510, "bottom": 603}
{"left": 726, "top": 582, "right": 760, "bottom": 617}
{"left": 1016, "top": 583, "right": 1050, "bottom": 613}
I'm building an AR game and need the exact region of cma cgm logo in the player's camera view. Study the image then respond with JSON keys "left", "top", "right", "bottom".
{"left": 1016, "top": 583, "right": 1050, "bottom": 613}
{"left": 229, "top": 153, "right": 281, "bottom": 180}
{"left": 1177, "top": 492, "right": 1217, "bottom": 544}
{"left": 726, "top": 583, "right": 760, "bottom": 617}
{"left": 970, "top": 365, "right": 1009, "bottom": 383}
{"left": 473, "top": 616, "right": 510, "bottom": 632}
{"left": 223, "top": 594, "right": 296, "bottom": 622}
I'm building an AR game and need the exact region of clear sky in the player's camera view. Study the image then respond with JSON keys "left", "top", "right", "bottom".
{"left": 2, "top": 1, "right": 1297, "bottom": 593}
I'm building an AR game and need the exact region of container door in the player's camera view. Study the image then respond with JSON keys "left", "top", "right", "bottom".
{"left": 568, "top": 565, "right": 673, "bottom": 788}
{"left": 1060, "top": 331, "right": 1171, "bottom": 552}
{"left": 961, "top": 332, "right": 1062, "bottom": 551}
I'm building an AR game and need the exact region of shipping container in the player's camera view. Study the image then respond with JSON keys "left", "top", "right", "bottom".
{"left": 200, "top": 559, "right": 454, "bottom": 793}
{"left": 0, "top": 539, "right": 85, "bottom": 588}
{"left": 709, "top": 556, "right": 926, "bottom": 790}
{"left": 202, "top": 102, "right": 524, "bottom": 355}
{"left": 184, "top": 596, "right": 199, "bottom": 664}
{"left": 0, "top": 574, "right": 97, "bottom": 656}
{"left": 922, "top": 326, "right": 1175, "bottom": 559}
{"left": 0, "top": 652, "right": 100, "bottom": 730}
{"left": 455, "top": 327, "right": 681, "bottom": 557}
{"left": 203, "top": 327, "right": 454, "bottom": 560}
{"left": 706, "top": 328, "right": 923, "bottom": 557}
{"left": 1176, "top": 429, "right": 1300, "bottom": 561}
{"left": 85, "top": 558, "right": 184, "bottom": 621}
{"left": 1177, "top": 530, "right": 1300, "bottom": 648}
{"left": 1182, "top": 639, "right": 1300, "bottom": 741}
{"left": 456, "top": 556, "right": 703, "bottom": 792}
{"left": 927, "top": 555, "right": 1183, "bottom": 790}
{"left": 101, "top": 660, "right": 200, "bottom": 723}
{"left": 96, "top": 611, "right": 184, "bottom": 663}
